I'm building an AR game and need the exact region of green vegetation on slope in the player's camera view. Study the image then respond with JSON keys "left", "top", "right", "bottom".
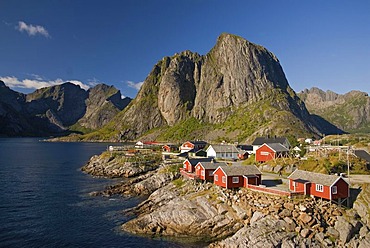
{"left": 157, "top": 117, "right": 212, "bottom": 142}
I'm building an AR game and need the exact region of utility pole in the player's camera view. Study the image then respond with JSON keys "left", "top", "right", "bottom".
{"left": 347, "top": 146, "right": 351, "bottom": 186}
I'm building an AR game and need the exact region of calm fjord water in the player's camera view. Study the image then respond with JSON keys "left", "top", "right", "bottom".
{"left": 0, "top": 138, "right": 192, "bottom": 248}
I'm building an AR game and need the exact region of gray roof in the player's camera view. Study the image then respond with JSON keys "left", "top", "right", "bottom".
{"left": 264, "top": 143, "right": 289, "bottom": 152}
{"left": 252, "top": 137, "right": 289, "bottom": 146}
{"left": 187, "top": 157, "right": 213, "bottom": 166}
{"left": 198, "top": 162, "right": 227, "bottom": 170}
{"left": 188, "top": 140, "right": 208, "bottom": 145}
{"left": 237, "top": 145, "right": 253, "bottom": 151}
{"left": 219, "top": 165, "right": 261, "bottom": 176}
{"left": 288, "top": 169, "right": 346, "bottom": 186}
{"left": 354, "top": 150, "right": 370, "bottom": 163}
{"left": 209, "top": 144, "right": 239, "bottom": 153}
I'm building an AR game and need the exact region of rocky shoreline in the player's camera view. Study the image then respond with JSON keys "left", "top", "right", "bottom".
{"left": 82, "top": 152, "right": 370, "bottom": 247}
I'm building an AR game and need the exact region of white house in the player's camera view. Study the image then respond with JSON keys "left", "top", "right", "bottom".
{"left": 206, "top": 144, "right": 239, "bottom": 160}
{"left": 135, "top": 141, "right": 144, "bottom": 148}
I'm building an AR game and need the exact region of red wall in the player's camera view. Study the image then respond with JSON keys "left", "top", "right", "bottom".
{"left": 244, "top": 177, "right": 257, "bottom": 187}
{"left": 290, "top": 178, "right": 348, "bottom": 200}
{"left": 182, "top": 142, "right": 194, "bottom": 149}
{"left": 204, "top": 169, "right": 215, "bottom": 181}
{"left": 289, "top": 179, "right": 306, "bottom": 192}
{"left": 256, "top": 145, "right": 275, "bottom": 162}
{"left": 195, "top": 164, "right": 203, "bottom": 179}
{"left": 183, "top": 160, "right": 194, "bottom": 173}
{"left": 308, "top": 183, "right": 330, "bottom": 200}
{"left": 213, "top": 168, "right": 227, "bottom": 188}
{"left": 227, "top": 175, "right": 244, "bottom": 188}
{"left": 163, "top": 145, "right": 170, "bottom": 152}
{"left": 256, "top": 174, "right": 262, "bottom": 185}
{"left": 332, "top": 178, "right": 349, "bottom": 200}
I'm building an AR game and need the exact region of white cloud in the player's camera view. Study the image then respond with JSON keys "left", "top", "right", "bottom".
{"left": 16, "top": 21, "right": 50, "bottom": 38}
{"left": 0, "top": 76, "right": 90, "bottom": 91}
{"left": 87, "top": 77, "right": 103, "bottom": 87}
{"left": 127, "top": 81, "right": 144, "bottom": 90}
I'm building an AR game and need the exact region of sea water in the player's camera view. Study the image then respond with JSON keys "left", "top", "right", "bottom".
{"left": 0, "top": 138, "right": 199, "bottom": 248}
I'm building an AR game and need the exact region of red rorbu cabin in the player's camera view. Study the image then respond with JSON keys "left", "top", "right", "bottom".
{"left": 162, "top": 144, "right": 178, "bottom": 152}
{"left": 182, "top": 158, "right": 212, "bottom": 173}
{"left": 255, "top": 143, "right": 289, "bottom": 162}
{"left": 213, "top": 165, "right": 261, "bottom": 189}
{"left": 288, "top": 169, "right": 349, "bottom": 204}
{"left": 195, "top": 161, "right": 227, "bottom": 181}
{"left": 180, "top": 141, "right": 207, "bottom": 153}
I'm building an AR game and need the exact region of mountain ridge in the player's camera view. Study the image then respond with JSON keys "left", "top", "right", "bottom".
{"left": 298, "top": 87, "right": 370, "bottom": 133}
{"left": 0, "top": 81, "right": 131, "bottom": 137}
{"left": 84, "top": 33, "right": 343, "bottom": 142}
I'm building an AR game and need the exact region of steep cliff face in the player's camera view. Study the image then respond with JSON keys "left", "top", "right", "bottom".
{"left": 0, "top": 81, "right": 130, "bottom": 136}
{"left": 26, "top": 83, "right": 88, "bottom": 131}
{"left": 157, "top": 52, "right": 200, "bottom": 125}
{"left": 0, "top": 81, "right": 36, "bottom": 136}
{"left": 108, "top": 33, "right": 339, "bottom": 141}
{"left": 299, "top": 88, "right": 370, "bottom": 133}
{"left": 77, "top": 84, "right": 131, "bottom": 130}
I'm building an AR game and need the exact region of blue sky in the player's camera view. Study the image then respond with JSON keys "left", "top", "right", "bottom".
{"left": 1, "top": 0, "right": 369, "bottom": 98}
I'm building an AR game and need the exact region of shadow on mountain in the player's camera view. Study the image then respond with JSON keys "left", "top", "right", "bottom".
{"left": 309, "top": 114, "right": 347, "bottom": 135}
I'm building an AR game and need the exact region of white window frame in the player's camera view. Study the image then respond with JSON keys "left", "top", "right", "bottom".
{"left": 316, "top": 184, "right": 324, "bottom": 192}
{"left": 332, "top": 186, "right": 337, "bottom": 194}
{"left": 201, "top": 170, "right": 205, "bottom": 177}
{"left": 260, "top": 151, "right": 270, "bottom": 156}
{"left": 214, "top": 174, "right": 218, "bottom": 181}
{"left": 232, "top": 177, "right": 239, "bottom": 184}
{"left": 222, "top": 176, "right": 226, "bottom": 183}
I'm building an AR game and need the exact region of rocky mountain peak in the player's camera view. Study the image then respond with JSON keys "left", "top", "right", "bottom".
{"left": 78, "top": 84, "right": 131, "bottom": 129}
{"left": 0, "top": 82, "right": 131, "bottom": 137}
{"left": 105, "top": 33, "right": 338, "bottom": 141}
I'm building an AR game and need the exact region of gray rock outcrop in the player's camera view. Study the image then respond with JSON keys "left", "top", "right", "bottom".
{"left": 82, "top": 152, "right": 158, "bottom": 178}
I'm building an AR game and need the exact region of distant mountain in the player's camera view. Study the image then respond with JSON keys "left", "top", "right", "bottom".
{"left": 77, "top": 84, "right": 131, "bottom": 130}
{"left": 84, "top": 33, "right": 343, "bottom": 142}
{"left": 299, "top": 87, "right": 370, "bottom": 133}
{"left": 0, "top": 81, "right": 36, "bottom": 136}
{"left": 0, "top": 81, "right": 131, "bottom": 137}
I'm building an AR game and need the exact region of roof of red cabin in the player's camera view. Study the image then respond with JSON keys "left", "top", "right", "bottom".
{"left": 252, "top": 137, "right": 289, "bottom": 146}
{"left": 288, "top": 169, "right": 348, "bottom": 186}
{"left": 185, "top": 157, "right": 213, "bottom": 166}
{"left": 217, "top": 165, "right": 261, "bottom": 176}
{"left": 260, "top": 143, "right": 289, "bottom": 152}
{"left": 197, "top": 162, "right": 227, "bottom": 169}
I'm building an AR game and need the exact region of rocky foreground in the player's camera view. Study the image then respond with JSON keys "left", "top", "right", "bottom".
{"left": 83, "top": 152, "right": 370, "bottom": 247}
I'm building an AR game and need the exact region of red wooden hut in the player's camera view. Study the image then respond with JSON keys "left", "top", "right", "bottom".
{"left": 195, "top": 161, "right": 227, "bottom": 181}
{"left": 255, "top": 143, "right": 289, "bottom": 162}
{"left": 213, "top": 165, "right": 261, "bottom": 189}
{"left": 180, "top": 141, "right": 207, "bottom": 153}
{"left": 182, "top": 158, "right": 212, "bottom": 173}
{"left": 288, "top": 169, "right": 349, "bottom": 205}
{"left": 162, "top": 144, "right": 178, "bottom": 152}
